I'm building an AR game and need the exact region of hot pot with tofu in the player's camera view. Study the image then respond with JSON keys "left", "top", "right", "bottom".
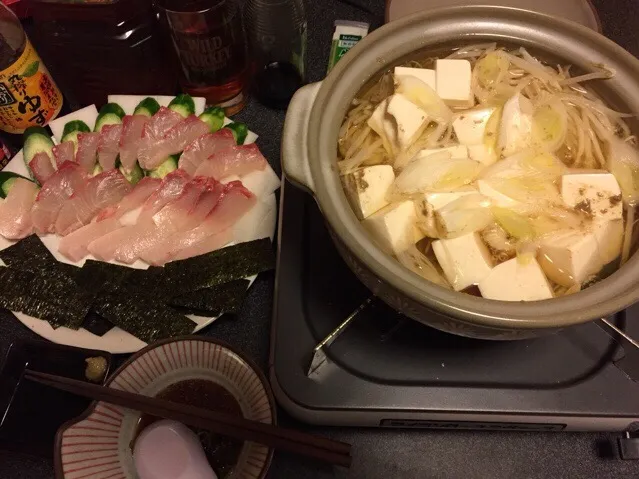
{"left": 281, "top": 6, "right": 639, "bottom": 339}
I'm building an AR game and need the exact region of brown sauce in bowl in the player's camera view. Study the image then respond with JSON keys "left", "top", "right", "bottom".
{"left": 133, "top": 379, "right": 243, "bottom": 478}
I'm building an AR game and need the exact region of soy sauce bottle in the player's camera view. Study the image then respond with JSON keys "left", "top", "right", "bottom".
{"left": 244, "top": 0, "right": 306, "bottom": 109}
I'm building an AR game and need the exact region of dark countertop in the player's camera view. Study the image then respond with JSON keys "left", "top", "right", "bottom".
{"left": 2, "top": 0, "right": 639, "bottom": 478}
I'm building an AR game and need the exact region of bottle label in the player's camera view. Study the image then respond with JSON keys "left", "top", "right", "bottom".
{"left": 0, "top": 39, "right": 63, "bottom": 134}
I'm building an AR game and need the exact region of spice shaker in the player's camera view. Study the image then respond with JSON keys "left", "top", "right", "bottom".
{"left": 244, "top": 0, "right": 307, "bottom": 109}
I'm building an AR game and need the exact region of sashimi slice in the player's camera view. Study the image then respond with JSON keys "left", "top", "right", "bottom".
{"left": 172, "top": 228, "right": 233, "bottom": 261}
{"left": 87, "top": 170, "right": 189, "bottom": 261}
{"left": 166, "top": 181, "right": 256, "bottom": 261}
{"left": 112, "top": 179, "right": 207, "bottom": 263}
{"left": 137, "top": 107, "right": 183, "bottom": 169}
{"left": 0, "top": 179, "right": 39, "bottom": 239}
{"left": 52, "top": 141, "right": 75, "bottom": 167}
{"left": 55, "top": 169, "right": 132, "bottom": 236}
{"left": 29, "top": 152, "right": 55, "bottom": 185}
{"left": 140, "top": 179, "right": 226, "bottom": 265}
{"left": 76, "top": 132, "right": 100, "bottom": 173}
{"left": 96, "top": 176, "right": 161, "bottom": 222}
{"left": 97, "top": 123, "right": 123, "bottom": 170}
{"left": 178, "top": 129, "right": 236, "bottom": 175}
{"left": 194, "top": 144, "right": 268, "bottom": 180}
{"left": 58, "top": 217, "right": 120, "bottom": 262}
{"left": 119, "top": 115, "right": 148, "bottom": 172}
{"left": 138, "top": 115, "right": 210, "bottom": 170}
{"left": 31, "top": 162, "right": 86, "bottom": 234}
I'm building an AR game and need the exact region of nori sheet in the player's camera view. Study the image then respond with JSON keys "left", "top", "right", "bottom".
{"left": 93, "top": 292, "right": 196, "bottom": 343}
{"left": 0, "top": 267, "right": 93, "bottom": 329}
{"left": 81, "top": 310, "right": 114, "bottom": 337}
{"left": 163, "top": 239, "right": 274, "bottom": 295}
{"left": 169, "top": 279, "right": 249, "bottom": 317}
{"left": 0, "top": 235, "right": 58, "bottom": 272}
{"left": 74, "top": 260, "right": 132, "bottom": 294}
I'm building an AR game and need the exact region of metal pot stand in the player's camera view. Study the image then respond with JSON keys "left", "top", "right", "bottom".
{"left": 270, "top": 181, "right": 639, "bottom": 456}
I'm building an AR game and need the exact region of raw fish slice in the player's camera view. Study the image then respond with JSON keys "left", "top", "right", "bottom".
{"left": 119, "top": 115, "right": 148, "bottom": 172}
{"left": 96, "top": 176, "right": 161, "bottom": 222}
{"left": 0, "top": 179, "right": 39, "bottom": 239}
{"left": 87, "top": 171, "right": 190, "bottom": 261}
{"left": 29, "top": 152, "right": 55, "bottom": 184}
{"left": 112, "top": 179, "right": 206, "bottom": 264}
{"left": 52, "top": 141, "right": 76, "bottom": 167}
{"left": 136, "top": 107, "right": 183, "bottom": 169}
{"left": 97, "top": 124, "right": 123, "bottom": 170}
{"left": 178, "top": 129, "right": 236, "bottom": 175}
{"left": 31, "top": 162, "right": 86, "bottom": 234}
{"left": 166, "top": 181, "right": 256, "bottom": 261}
{"left": 58, "top": 217, "right": 120, "bottom": 262}
{"left": 138, "top": 115, "right": 210, "bottom": 170}
{"left": 194, "top": 144, "right": 268, "bottom": 180}
{"left": 172, "top": 228, "right": 233, "bottom": 261}
{"left": 140, "top": 179, "right": 226, "bottom": 265}
{"left": 55, "top": 169, "right": 132, "bottom": 236}
{"left": 76, "top": 132, "right": 100, "bottom": 173}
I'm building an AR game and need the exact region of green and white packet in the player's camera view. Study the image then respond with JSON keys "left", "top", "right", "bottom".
{"left": 327, "top": 20, "right": 370, "bottom": 73}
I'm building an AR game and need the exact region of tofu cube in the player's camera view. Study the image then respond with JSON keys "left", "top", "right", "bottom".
{"left": 537, "top": 220, "right": 623, "bottom": 287}
{"left": 452, "top": 107, "right": 497, "bottom": 145}
{"left": 432, "top": 232, "right": 494, "bottom": 291}
{"left": 561, "top": 173, "right": 623, "bottom": 221}
{"left": 435, "top": 59, "right": 474, "bottom": 108}
{"left": 417, "top": 145, "right": 469, "bottom": 161}
{"left": 385, "top": 94, "right": 429, "bottom": 150}
{"left": 479, "top": 257, "right": 553, "bottom": 301}
{"left": 363, "top": 201, "right": 417, "bottom": 255}
{"left": 367, "top": 98, "right": 396, "bottom": 151}
{"left": 342, "top": 165, "right": 395, "bottom": 220}
{"left": 477, "top": 179, "right": 521, "bottom": 208}
{"left": 394, "top": 66, "right": 437, "bottom": 90}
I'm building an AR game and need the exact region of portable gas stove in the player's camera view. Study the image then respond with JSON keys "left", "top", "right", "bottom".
{"left": 269, "top": 180, "right": 639, "bottom": 436}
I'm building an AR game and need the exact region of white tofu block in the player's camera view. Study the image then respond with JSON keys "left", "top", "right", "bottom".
{"left": 343, "top": 165, "right": 395, "bottom": 220}
{"left": 452, "top": 107, "right": 496, "bottom": 145}
{"left": 363, "top": 201, "right": 416, "bottom": 255}
{"left": 538, "top": 220, "right": 623, "bottom": 287}
{"left": 561, "top": 173, "right": 622, "bottom": 221}
{"left": 477, "top": 180, "right": 521, "bottom": 208}
{"left": 385, "top": 94, "right": 429, "bottom": 150}
{"left": 49, "top": 105, "right": 99, "bottom": 142}
{"left": 367, "top": 98, "right": 395, "bottom": 150}
{"left": 421, "top": 189, "right": 478, "bottom": 211}
{"left": 479, "top": 257, "right": 553, "bottom": 301}
{"left": 432, "top": 232, "right": 493, "bottom": 291}
{"left": 435, "top": 59, "right": 473, "bottom": 108}
{"left": 417, "top": 145, "right": 468, "bottom": 161}
{"left": 394, "top": 66, "right": 437, "bottom": 90}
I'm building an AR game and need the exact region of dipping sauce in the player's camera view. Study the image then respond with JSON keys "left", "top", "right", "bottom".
{"left": 134, "top": 379, "right": 243, "bottom": 478}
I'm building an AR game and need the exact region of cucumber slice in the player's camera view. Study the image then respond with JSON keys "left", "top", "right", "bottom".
{"left": 225, "top": 122, "right": 249, "bottom": 145}
{"left": 133, "top": 97, "right": 161, "bottom": 117}
{"left": 0, "top": 171, "right": 34, "bottom": 198}
{"left": 92, "top": 163, "right": 103, "bottom": 176}
{"left": 94, "top": 103, "right": 126, "bottom": 132}
{"left": 49, "top": 105, "right": 99, "bottom": 141}
{"left": 168, "top": 94, "right": 195, "bottom": 117}
{"left": 121, "top": 161, "right": 144, "bottom": 185}
{"left": 108, "top": 95, "right": 207, "bottom": 115}
{"left": 61, "top": 120, "right": 91, "bottom": 150}
{"left": 146, "top": 154, "right": 179, "bottom": 179}
{"left": 199, "top": 106, "right": 225, "bottom": 133}
{"left": 23, "top": 126, "right": 54, "bottom": 179}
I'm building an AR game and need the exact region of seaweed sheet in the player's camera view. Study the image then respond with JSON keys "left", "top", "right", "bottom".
{"left": 0, "top": 235, "right": 58, "bottom": 272}
{"left": 81, "top": 310, "right": 114, "bottom": 337}
{"left": 93, "top": 292, "right": 196, "bottom": 343}
{"left": 0, "top": 267, "right": 93, "bottom": 329}
{"left": 75, "top": 260, "right": 165, "bottom": 296}
{"left": 169, "top": 279, "right": 249, "bottom": 317}
{"left": 163, "top": 239, "right": 274, "bottom": 295}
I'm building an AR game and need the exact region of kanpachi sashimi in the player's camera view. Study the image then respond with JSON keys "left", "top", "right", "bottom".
{"left": 136, "top": 107, "right": 183, "bottom": 170}
{"left": 28, "top": 152, "right": 55, "bottom": 185}
{"left": 0, "top": 179, "right": 39, "bottom": 240}
{"left": 96, "top": 176, "right": 161, "bottom": 222}
{"left": 58, "top": 216, "right": 121, "bottom": 262}
{"left": 31, "top": 162, "right": 87, "bottom": 234}
{"left": 55, "top": 169, "right": 133, "bottom": 236}
{"left": 119, "top": 115, "right": 148, "bottom": 172}
{"left": 178, "top": 129, "right": 236, "bottom": 175}
{"left": 194, "top": 144, "right": 268, "bottom": 180}
{"left": 97, "top": 124, "right": 123, "bottom": 171}
{"left": 75, "top": 132, "right": 101, "bottom": 173}
{"left": 52, "top": 141, "right": 75, "bottom": 168}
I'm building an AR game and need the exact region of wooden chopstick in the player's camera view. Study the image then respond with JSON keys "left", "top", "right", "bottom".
{"left": 24, "top": 369, "right": 351, "bottom": 467}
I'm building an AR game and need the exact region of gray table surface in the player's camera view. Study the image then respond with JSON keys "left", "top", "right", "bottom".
{"left": 2, "top": 0, "right": 639, "bottom": 477}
